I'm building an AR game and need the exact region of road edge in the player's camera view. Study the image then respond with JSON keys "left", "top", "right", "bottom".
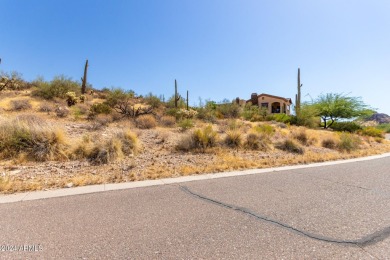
{"left": 1, "top": 152, "right": 390, "bottom": 204}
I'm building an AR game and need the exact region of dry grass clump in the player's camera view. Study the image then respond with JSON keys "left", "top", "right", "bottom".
{"left": 71, "top": 130, "right": 140, "bottom": 165}
{"left": 135, "top": 115, "right": 157, "bottom": 129}
{"left": 0, "top": 116, "right": 67, "bottom": 161}
{"left": 38, "top": 103, "right": 54, "bottom": 113}
{"left": 89, "top": 114, "right": 113, "bottom": 130}
{"left": 338, "top": 133, "right": 361, "bottom": 152}
{"left": 55, "top": 106, "right": 70, "bottom": 118}
{"left": 177, "top": 125, "right": 218, "bottom": 152}
{"left": 224, "top": 130, "right": 242, "bottom": 148}
{"left": 10, "top": 99, "right": 32, "bottom": 111}
{"left": 253, "top": 123, "right": 275, "bottom": 137}
{"left": 244, "top": 132, "right": 271, "bottom": 150}
{"left": 160, "top": 115, "right": 176, "bottom": 127}
{"left": 276, "top": 139, "right": 304, "bottom": 154}
{"left": 322, "top": 137, "right": 338, "bottom": 149}
{"left": 292, "top": 129, "right": 308, "bottom": 145}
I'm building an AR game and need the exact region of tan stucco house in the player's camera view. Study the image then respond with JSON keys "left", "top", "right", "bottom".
{"left": 247, "top": 93, "right": 292, "bottom": 115}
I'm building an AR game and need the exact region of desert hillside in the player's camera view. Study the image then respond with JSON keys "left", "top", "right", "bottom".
{"left": 1, "top": 78, "right": 389, "bottom": 194}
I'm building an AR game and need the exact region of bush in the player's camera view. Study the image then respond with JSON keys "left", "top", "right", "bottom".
{"left": 135, "top": 115, "right": 157, "bottom": 129}
{"left": 32, "top": 75, "right": 80, "bottom": 100}
{"left": 0, "top": 116, "right": 67, "bottom": 161}
{"left": 276, "top": 139, "right": 304, "bottom": 154}
{"left": 73, "top": 130, "right": 139, "bottom": 165}
{"left": 195, "top": 107, "right": 217, "bottom": 122}
{"left": 274, "top": 114, "right": 292, "bottom": 124}
{"left": 144, "top": 93, "right": 162, "bottom": 108}
{"left": 178, "top": 119, "right": 194, "bottom": 131}
{"left": 89, "top": 114, "right": 112, "bottom": 130}
{"left": 338, "top": 133, "right": 361, "bottom": 152}
{"left": 360, "top": 127, "right": 384, "bottom": 138}
{"left": 331, "top": 121, "right": 362, "bottom": 133}
{"left": 322, "top": 138, "right": 337, "bottom": 149}
{"left": 376, "top": 123, "right": 390, "bottom": 133}
{"left": 292, "top": 129, "right": 308, "bottom": 145}
{"left": 224, "top": 130, "right": 242, "bottom": 148}
{"left": 160, "top": 116, "right": 176, "bottom": 127}
{"left": 55, "top": 106, "right": 70, "bottom": 118}
{"left": 105, "top": 88, "right": 135, "bottom": 108}
{"left": 216, "top": 103, "right": 241, "bottom": 119}
{"left": 10, "top": 99, "right": 32, "bottom": 111}
{"left": 253, "top": 124, "right": 275, "bottom": 137}
{"left": 177, "top": 125, "right": 218, "bottom": 151}
{"left": 89, "top": 103, "right": 112, "bottom": 116}
{"left": 245, "top": 132, "right": 271, "bottom": 150}
{"left": 38, "top": 103, "right": 54, "bottom": 113}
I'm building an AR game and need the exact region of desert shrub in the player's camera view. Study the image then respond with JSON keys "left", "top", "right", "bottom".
{"left": 322, "top": 138, "right": 337, "bottom": 149}
{"left": 216, "top": 103, "right": 241, "bottom": 119}
{"left": 135, "top": 115, "right": 157, "bottom": 129}
{"left": 331, "top": 121, "right": 362, "bottom": 133}
{"left": 105, "top": 88, "right": 135, "bottom": 108}
{"left": 177, "top": 125, "right": 218, "bottom": 151}
{"left": 224, "top": 130, "right": 242, "bottom": 148}
{"left": 296, "top": 104, "right": 320, "bottom": 128}
{"left": 253, "top": 124, "right": 275, "bottom": 137}
{"left": 116, "top": 130, "right": 140, "bottom": 155}
{"left": 55, "top": 106, "right": 70, "bottom": 118}
{"left": 0, "top": 71, "right": 30, "bottom": 91}
{"left": 292, "top": 129, "right": 308, "bottom": 145}
{"left": 193, "top": 125, "right": 218, "bottom": 149}
{"left": 244, "top": 132, "right": 271, "bottom": 150}
{"left": 32, "top": 75, "right": 80, "bottom": 100}
{"left": 0, "top": 116, "right": 67, "bottom": 161}
{"left": 376, "top": 123, "right": 390, "bottom": 133}
{"left": 360, "top": 127, "right": 384, "bottom": 138}
{"left": 338, "top": 133, "right": 361, "bottom": 152}
{"left": 195, "top": 107, "right": 217, "bottom": 122}
{"left": 144, "top": 93, "right": 162, "bottom": 108}
{"left": 76, "top": 130, "right": 139, "bottom": 165}
{"left": 178, "top": 119, "right": 194, "bottom": 131}
{"left": 276, "top": 139, "right": 304, "bottom": 154}
{"left": 38, "top": 103, "right": 54, "bottom": 113}
{"left": 89, "top": 103, "right": 112, "bottom": 116}
{"left": 274, "top": 114, "right": 292, "bottom": 124}
{"left": 160, "top": 116, "right": 176, "bottom": 127}
{"left": 10, "top": 99, "right": 32, "bottom": 111}
{"left": 89, "top": 114, "right": 113, "bottom": 130}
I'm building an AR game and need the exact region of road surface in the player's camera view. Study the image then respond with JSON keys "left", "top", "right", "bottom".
{"left": 1, "top": 156, "right": 390, "bottom": 259}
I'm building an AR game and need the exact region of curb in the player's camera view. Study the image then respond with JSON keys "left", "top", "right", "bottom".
{"left": 1, "top": 152, "right": 390, "bottom": 204}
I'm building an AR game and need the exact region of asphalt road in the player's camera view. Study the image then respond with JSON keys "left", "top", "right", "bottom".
{"left": 1, "top": 156, "right": 390, "bottom": 259}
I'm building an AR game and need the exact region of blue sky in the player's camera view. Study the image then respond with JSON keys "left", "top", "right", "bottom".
{"left": 1, "top": 0, "right": 389, "bottom": 113}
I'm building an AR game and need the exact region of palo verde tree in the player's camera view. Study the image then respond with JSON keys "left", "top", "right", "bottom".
{"left": 311, "top": 93, "right": 371, "bottom": 129}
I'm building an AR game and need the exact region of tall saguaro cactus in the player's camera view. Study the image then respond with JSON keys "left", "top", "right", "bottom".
{"left": 186, "top": 90, "right": 189, "bottom": 110}
{"left": 174, "top": 79, "right": 180, "bottom": 108}
{"left": 81, "top": 59, "right": 88, "bottom": 94}
{"left": 295, "top": 68, "right": 302, "bottom": 117}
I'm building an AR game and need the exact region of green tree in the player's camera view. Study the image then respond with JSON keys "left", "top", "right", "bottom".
{"left": 311, "top": 93, "right": 371, "bottom": 129}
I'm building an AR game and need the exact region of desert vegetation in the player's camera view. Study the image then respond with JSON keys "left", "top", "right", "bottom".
{"left": 0, "top": 71, "right": 389, "bottom": 194}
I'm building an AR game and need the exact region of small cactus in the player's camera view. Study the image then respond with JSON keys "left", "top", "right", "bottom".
{"left": 66, "top": 92, "right": 78, "bottom": 106}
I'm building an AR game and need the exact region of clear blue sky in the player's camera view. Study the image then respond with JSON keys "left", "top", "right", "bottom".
{"left": 1, "top": 0, "right": 389, "bottom": 113}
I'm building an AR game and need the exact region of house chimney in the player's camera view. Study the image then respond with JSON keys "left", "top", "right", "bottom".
{"left": 251, "top": 93, "right": 258, "bottom": 105}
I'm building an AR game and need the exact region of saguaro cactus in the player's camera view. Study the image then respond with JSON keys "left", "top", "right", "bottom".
{"left": 81, "top": 59, "right": 88, "bottom": 95}
{"left": 186, "top": 90, "right": 189, "bottom": 110}
{"left": 295, "top": 68, "right": 302, "bottom": 116}
{"left": 174, "top": 79, "right": 180, "bottom": 108}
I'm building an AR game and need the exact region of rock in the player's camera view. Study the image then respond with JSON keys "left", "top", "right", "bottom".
{"left": 65, "top": 182, "right": 74, "bottom": 188}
